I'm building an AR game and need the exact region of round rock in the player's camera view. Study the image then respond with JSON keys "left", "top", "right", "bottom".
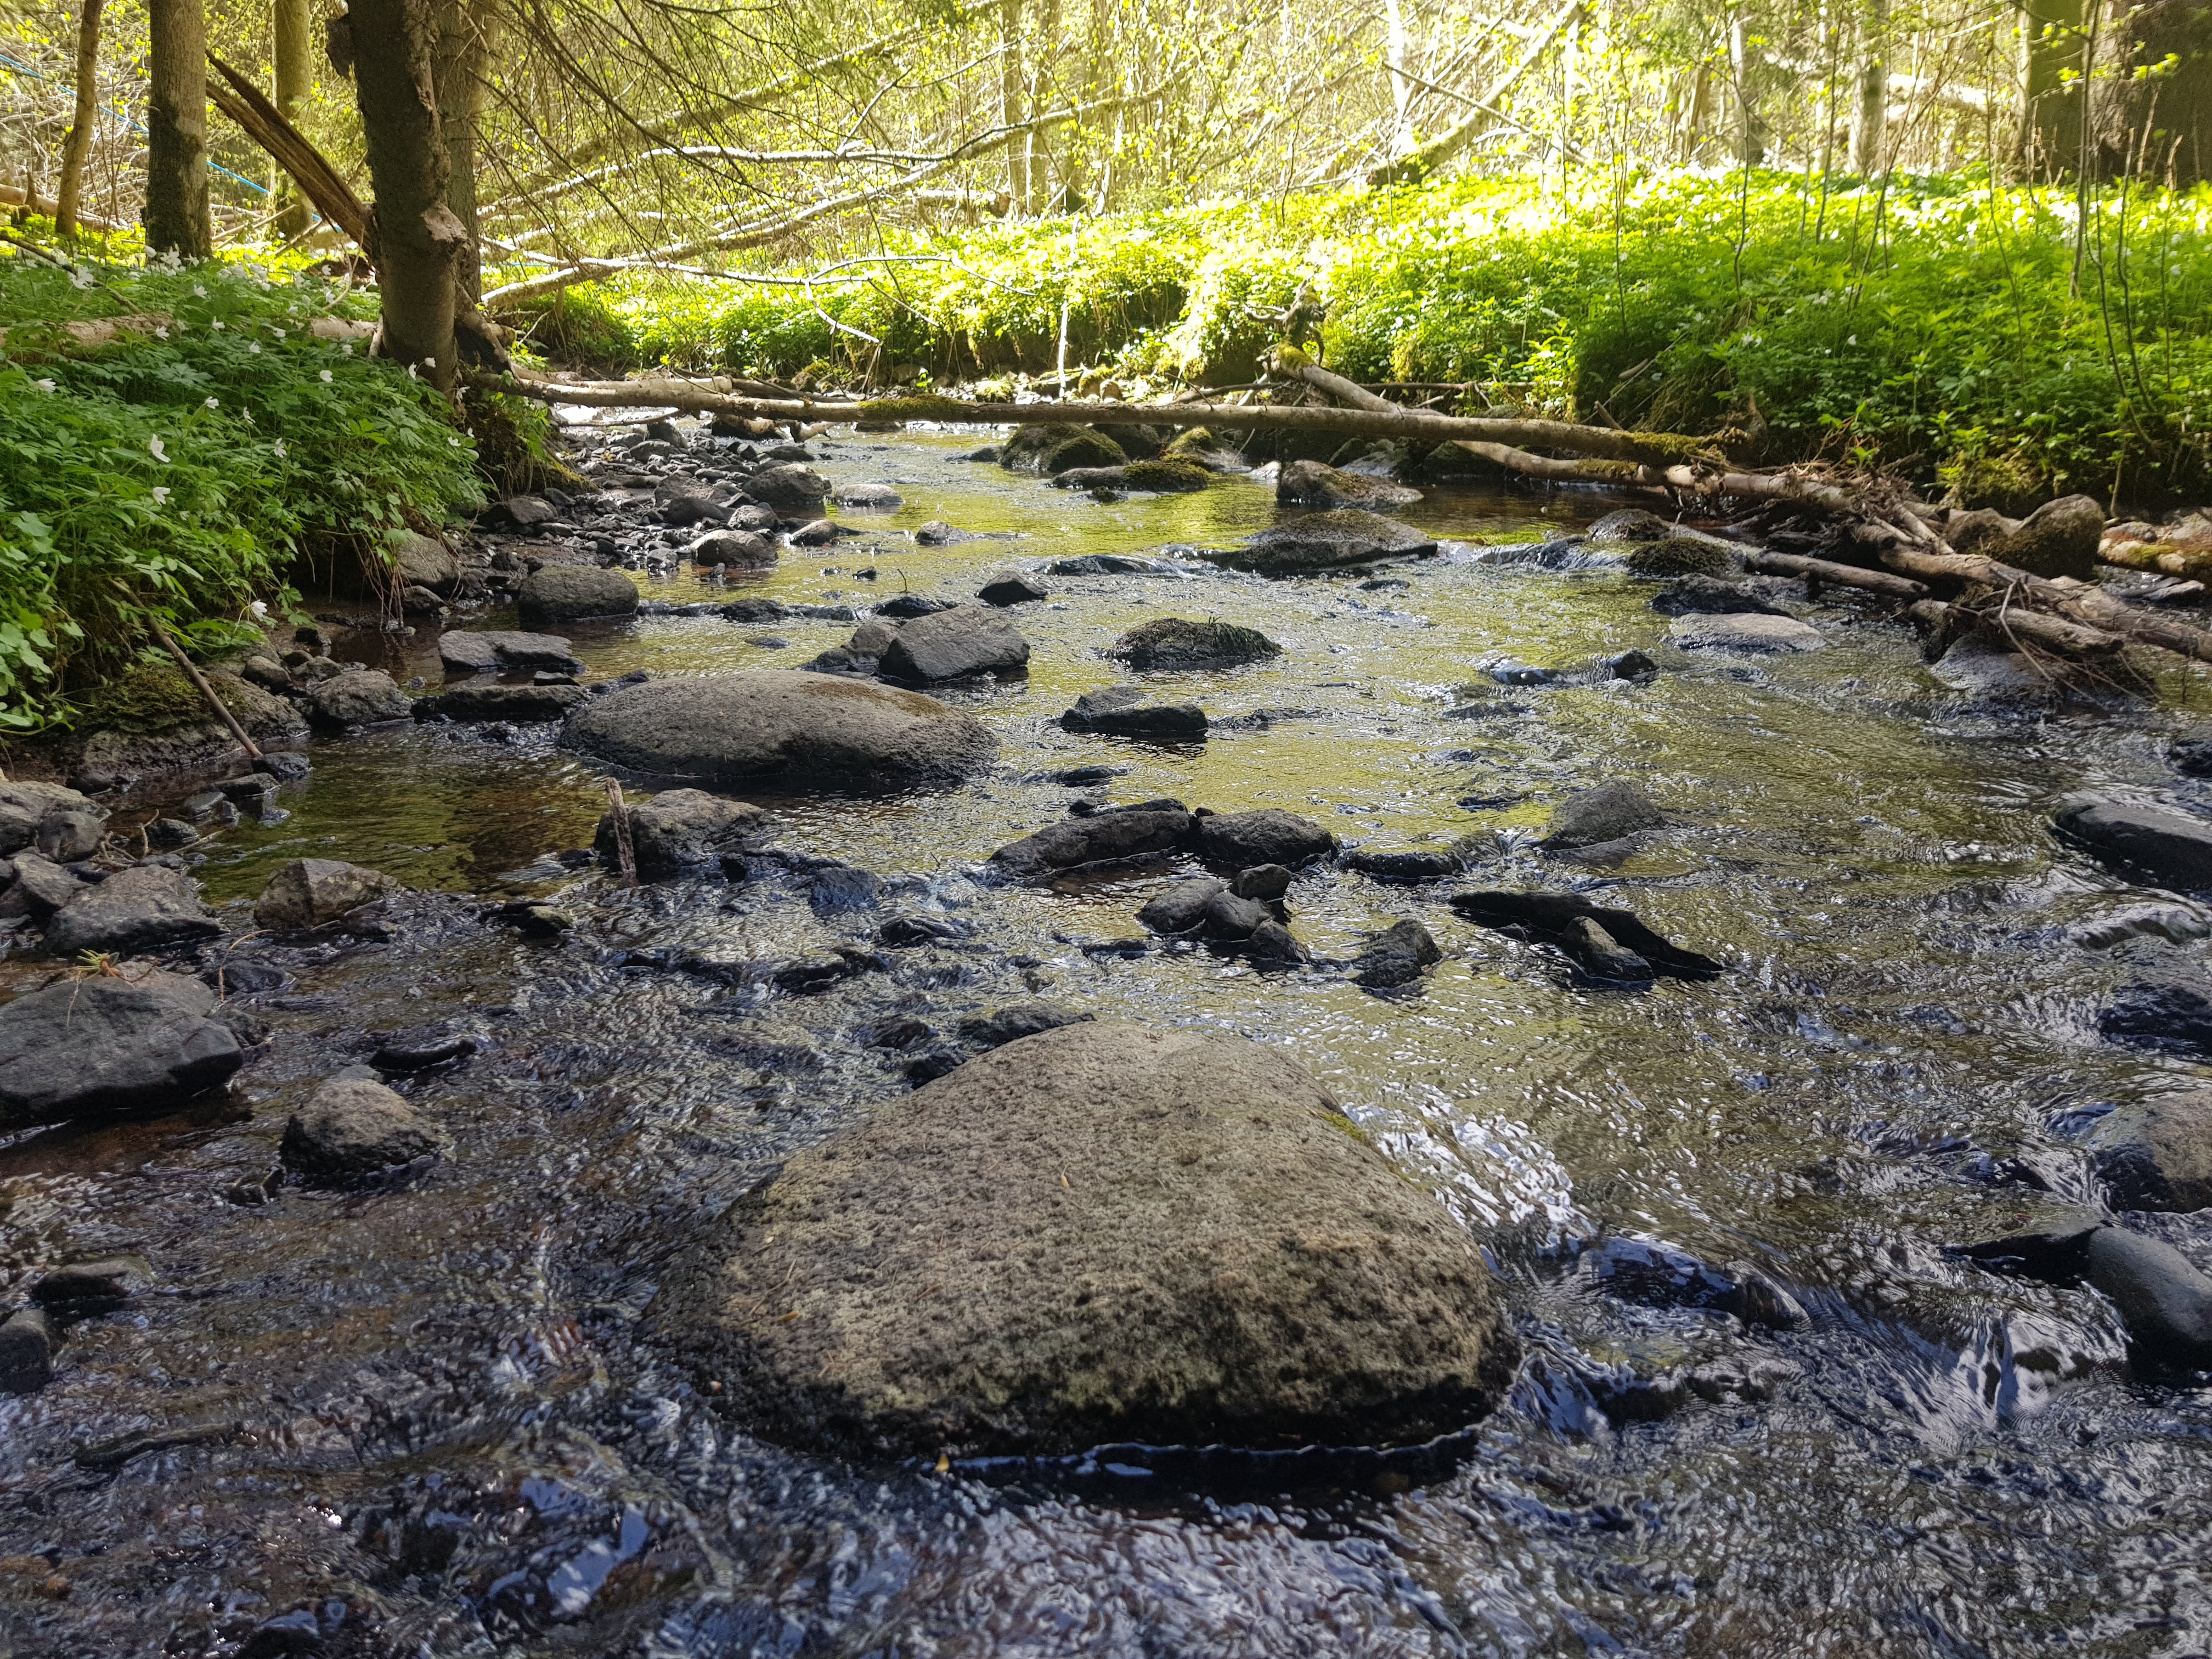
{"left": 516, "top": 565, "right": 641, "bottom": 627}
{"left": 657, "top": 1019, "right": 1514, "bottom": 1456}
{"left": 561, "top": 670, "right": 996, "bottom": 788}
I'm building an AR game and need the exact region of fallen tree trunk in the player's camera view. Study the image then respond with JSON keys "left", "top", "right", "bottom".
{"left": 1881, "top": 546, "right": 2212, "bottom": 666}
{"left": 1740, "top": 549, "right": 1928, "bottom": 599}
{"left": 489, "top": 369, "right": 1721, "bottom": 467}
{"left": 209, "top": 55, "right": 374, "bottom": 251}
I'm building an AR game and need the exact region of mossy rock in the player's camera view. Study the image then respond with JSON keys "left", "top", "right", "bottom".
{"left": 1164, "top": 426, "right": 1220, "bottom": 456}
{"left": 77, "top": 663, "right": 256, "bottom": 735}
{"left": 1123, "top": 457, "right": 1212, "bottom": 493}
{"left": 1940, "top": 450, "right": 2047, "bottom": 518}
{"left": 1622, "top": 537, "right": 1735, "bottom": 578}
{"left": 1110, "top": 618, "right": 1284, "bottom": 669}
{"left": 1000, "top": 424, "right": 1128, "bottom": 475}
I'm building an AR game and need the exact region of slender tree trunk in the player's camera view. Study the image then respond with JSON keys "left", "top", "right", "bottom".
{"left": 272, "top": 0, "right": 313, "bottom": 237}
{"left": 55, "top": 0, "right": 105, "bottom": 240}
{"left": 1849, "top": 0, "right": 1889, "bottom": 173}
{"left": 1384, "top": 0, "right": 1412, "bottom": 159}
{"left": 146, "top": 0, "right": 213, "bottom": 258}
{"left": 1002, "top": 0, "right": 1029, "bottom": 211}
{"left": 433, "top": 0, "right": 496, "bottom": 301}
{"left": 2022, "top": 0, "right": 2086, "bottom": 177}
{"left": 350, "top": 0, "right": 461, "bottom": 391}
{"left": 1029, "top": 0, "right": 1060, "bottom": 210}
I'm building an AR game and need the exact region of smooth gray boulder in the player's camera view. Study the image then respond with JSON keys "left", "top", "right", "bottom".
{"left": 991, "top": 805, "right": 1194, "bottom": 877}
{"left": 1060, "top": 685, "right": 1207, "bottom": 741}
{"left": 2053, "top": 795, "right": 2212, "bottom": 888}
{"left": 1669, "top": 613, "right": 1824, "bottom": 652}
{"left": 280, "top": 1076, "right": 441, "bottom": 1184}
{"left": 416, "top": 682, "right": 589, "bottom": 723}
{"left": 1213, "top": 510, "right": 1438, "bottom": 574}
{"left": 2089, "top": 1095, "right": 2212, "bottom": 1211}
{"left": 0, "top": 968, "right": 242, "bottom": 1125}
{"left": 306, "top": 668, "right": 411, "bottom": 728}
{"left": 598, "top": 788, "right": 766, "bottom": 873}
{"left": 253, "top": 858, "right": 395, "bottom": 930}
{"left": 516, "top": 565, "right": 640, "bottom": 626}
{"left": 1276, "top": 459, "right": 1421, "bottom": 511}
{"left": 2084, "top": 1226, "right": 2212, "bottom": 1367}
{"left": 1543, "top": 782, "right": 1665, "bottom": 850}
{"left": 656, "top": 1019, "right": 1515, "bottom": 1455}
{"left": 747, "top": 463, "right": 831, "bottom": 512}
{"left": 691, "top": 529, "right": 778, "bottom": 568}
{"left": 1137, "top": 878, "right": 1227, "bottom": 933}
{"left": 1194, "top": 808, "right": 1334, "bottom": 868}
{"left": 43, "top": 865, "right": 222, "bottom": 956}
{"left": 562, "top": 670, "right": 996, "bottom": 788}
{"left": 390, "top": 531, "right": 461, "bottom": 595}
{"left": 438, "top": 630, "right": 583, "bottom": 676}
{"left": 878, "top": 605, "right": 1030, "bottom": 682}
{"left": 0, "top": 782, "right": 94, "bottom": 856}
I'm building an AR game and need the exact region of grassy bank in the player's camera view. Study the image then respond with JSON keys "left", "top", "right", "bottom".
{"left": 509, "top": 170, "right": 2212, "bottom": 511}
{"left": 0, "top": 235, "right": 483, "bottom": 731}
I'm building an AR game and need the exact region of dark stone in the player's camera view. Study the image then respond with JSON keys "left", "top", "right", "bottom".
{"left": 1353, "top": 919, "right": 1442, "bottom": 987}
{"left": 916, "top": 520, "right": 975, "bottom": 545}
{"left": 253, "top": 859, "right": 394, "bottom": 930}
{"left": 877, "top": 594, "right": 958, "bottom": 619}
{"left": 748, "top": 463, "right": 831, "bottom": 511}
{"left": 1045, "top": 554, "right": 1181, "bottom": 577}
{"left": 280, "top": 1076, "right": 441, "bottom": 1184}
{"left": 0, "top": 853, "right": 80, "bottom": 919}
{"left": 2175, "top": 738, "right": 2212, "bottom": 778}
{"left": 1560, "top": 916, "right": 1654, "bottom": 983}
{"left": 44, "top": 865, "right": 222, "bottom": 956}
{"left": 958, "top": 1000, "right": 1093, "bottom": 1049}
{"left": 810, "top": 865, "right": 883, "bottom": 915}
{"left": 1585, "top": 509, "right": 1674, "bottom": 543}
{"left": 1000, "top": 423, "right": 1126, "bottom": 475}
{"left": 256, "top": 751, "right": 312, "bottom": 782}
{"left": 1962, "top": 494, "right": 2105, "bottom": 580}
{"left": 1603, "top": 648, "right": 1661, "bottom": 680}
{"left": 1137, "top": 878, "right": 1226, "bottom": 934}
{"left": 2087, "top": 1094, "right": 2212, "bottom": 1211}
{"left": 833, "top": 481, "right": 903, "bottom": 510}
{"left": 1229, "top": 863, "right": 1294, "bottom": 900}
{"left": 1343, "top": 848, "right": 1459, "bottom": 882}
{"left": 1650, "top": 574, "right": 1790, "bottom": 616}
{"left": 2089, "top": 1227, "right": 2212, "bottom": 1367}
{"left": 600, "top": 788, "right": 766, "bottom": 873}
{"left": 1194, "top": 808, "right": 1334, "bottom": 869}
{"left": 0, "top": 1310, "right": 53, "bottom": 1395}
{"left": 990, "top": 806, "right": 1194, "bottom": 877}
{"left": 0, "top": 968, "right": 242, "bottom": 1125}
{"left": 692, "top": 529, "right": 778, "bottom": 567}
{"left": 36, "top": 807, "right": 106, "bottom": 862}
{"left": 1543, "top": 781, "right": 1665, "bottom": 850}
{"left": 1276, "top": 459, "right": 1421, "bottom": 511}
{"left": 870, "top": 1017, "right": 934, "bottom": 1047}
{"left": 2054, "top": 795, "right": 2212, "bottom": 888}
{"left": 1060, "top": 685, "right": 1207, "bottom": 742}
{"left": 486, "top": 494, "right": 556, "bottom": 528}
{"left": 977, "top": 570, "right": 1048, "bottom": 606}
{"left": 515, "top": 565, "right": 640, "bottom": 626}
{"left": 656, "top": 1020, "right": 1514, "bottom": 1455}
{"left": 369, "top": 1030, "right": 478, "bottom": 1072}
{"left": 1452, "top": 891, "right": 1724, "bottom": 979}
{"left": 789, "top": 519, "right": 840, "bottom": 548}
{"left": 1108, "top": 618, "right": 1282, "bottom": 670}
{"left": 1248, "top": 917, "right": 1307, "bottom": 961}
{"left": 31, "top": 1256, "right": 149, "bottom": 1310}
{"left": 1623, "top": 537, "right": 1735, "bottom": 577}
{"left": 416, "top": 682, "right": 589, "bottom": 723}
{"left": 879, "top": 915, "right": 973, "bottom": 946}
{"left": 878, "top": 605, "right": 1030, "bottom": 682}
{"left": 1216, "top": 510, "right": 1438, "bottom": 574}
{"left": 1581, "top": 1235, "right": 1810, "bottom": 1330}
{"left": 1201, "top": 889, "right": 1269, "bottom": 939}
{"left": 2100, "top": 978, "right": 2212, "bottom": 1053}
{"left": 305, "top": 668, "right": 411, "bottom": 729}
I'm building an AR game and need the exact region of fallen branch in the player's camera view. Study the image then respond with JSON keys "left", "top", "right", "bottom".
{"left": 147, "top": 616, "right": 262, "bottom": 761}
{"left": 207, "top": 55, "right": 374, "bottom": 255}
{"left": 1740, "top": 549, "right": 1928, "bottom": 599}
{"left": 1882, "top": 546, "right": 2212, "bottom": 666}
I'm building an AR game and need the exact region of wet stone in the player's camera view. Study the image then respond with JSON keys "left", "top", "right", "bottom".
{"left": 1229, "top": 862, "right": 1294, "bottom": 900}
{"left": 0, "top": 1310, "right": 54, "bottom": 1395}
{"left": 44, "top": 865, "right": 223, "bottom": 957}
{"left": 1353, "top": 919, "right": 1443, "bottom": 987}
{"left": 280, "top": 1076, "right": 442, "bottom": 1185}
{"left": 1544, "top": 781, "right": 1665, "bottom": 850}
{"left": 1060, "top": 685, "right": 1207, "bottom": 742}
{"left": 2087, "top": 1094, "right": 2212, "bottom": 1211}
{"left": 1670, "top": 612, "right": 1823, "bottom": 652}
{"left": 2054, "top": 795, "right": 2212, "bottom": 889}
{"left": 957, "top": 1000, "right": 1094, "bottom": 1049}
{"left": 255, "top": 859, "right": 396, "bottom": 931}
{"left": 0, "top": 968, "right": 243, "bottom": 1126}
{"left": 1194, "top": 808, "right": 1334, "bottom": 869}
{"left": 369, "top": 1029, "right": 478, "bottom": 1073}
{"left": 1342, "top": 848, "right": 1460, "bottom": 882}
{"left": 977, "top": 569, "right": 1048, "bottom": 605}
{"left": 1137, "top": 878, "right": 1226, "bottom": 934}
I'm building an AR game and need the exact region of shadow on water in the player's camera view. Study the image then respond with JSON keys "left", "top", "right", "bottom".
{"left": 3, "top": 426, "right": 2212, "bottom": 1654}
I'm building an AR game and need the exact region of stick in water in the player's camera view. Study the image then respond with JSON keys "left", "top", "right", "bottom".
{"left": 149, "top": 616, "right": 263, "bottom": 761}
{"left": 603, "top": 778, "right": 638, "bottom": 885}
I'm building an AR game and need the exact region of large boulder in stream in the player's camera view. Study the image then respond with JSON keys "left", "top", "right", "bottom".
{"left": 0, "top": 968, "right": 243, "bottom": 1126}
{"left": 1211, "top": 510, "right": 1437, "bottom": 575}
{"left": 656, "top": 1019, "right": 1515, "bottom": 1456}
{"left": 516, "top": 565, "right": 640, "bottom": 626}
{"left": 43, "top": 865, "right": 222, "bottom": 957}
{"left": 1109, "top": 618, "right": 1282, "bottom": 670}
{"left": 2087, "top": 1094, "right": 2212, "bottom": 1212}
{"left": 999, "top": 424, "right": 1126, "bottom": 475}
{"left": 562, "top": 670, "right": 996, "bottom": 788}
{"left": 877, "top": 605, "right": 1030, "bottom": 682}
{"left": 1277, "top": 460, "right": 1421, "bottom": 511}
{"left": 2052, "top": 794, "right": 2212, "bottom": 888}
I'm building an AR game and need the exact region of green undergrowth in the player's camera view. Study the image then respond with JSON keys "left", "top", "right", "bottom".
{"left": 505, "top": 170, "right": 2212, "bottom": 507}
{"left": 0, "top": 232, "right": 483, "bottom": 731}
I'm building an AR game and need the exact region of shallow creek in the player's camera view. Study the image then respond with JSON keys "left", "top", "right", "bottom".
{"left": 3, "top": 427, "right": 2211, "bottom": 1655}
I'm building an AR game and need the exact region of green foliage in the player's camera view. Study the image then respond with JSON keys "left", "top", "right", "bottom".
{"left": 510, "top": 170, "right": 2212, "bottom": 505}
{"left": 0, "top": 245, "right": 483, "bottom": 730}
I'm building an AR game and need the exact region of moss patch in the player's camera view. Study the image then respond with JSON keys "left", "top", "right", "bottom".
{"left": 1622, "top": 538, "right": 1734, "bottom": 578}
{"left": 1111, "top": 618, "right": 1284, "bottom": 669}
{"left": 75, "top": 663, "right": 251, "bottom": 735}
{"left": 1124, "top": 458, "right": 1212, "bottom": 493}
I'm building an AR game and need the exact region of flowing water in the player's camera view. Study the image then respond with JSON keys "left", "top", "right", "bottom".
{"left": 4, "top": 427, "right": 2212, "bottom": 1656}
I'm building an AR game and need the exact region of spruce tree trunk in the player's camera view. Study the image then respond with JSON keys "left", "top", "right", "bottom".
{"left": 146, "top": 0, "right": 213, "bottom": 259}
{"left": 2022, "top": 0, "right": 2086, "bottom": 178}
{"left": 55, "top": 0, "right": 105, "bottom": 240}
{"left": 273, "top": 0, "right": 314, "bottom": 238}
{"left": 2100, "top": 0, "right": 2212, "bottom": 183}
{"left": 433, "top": 0, "right": 496, "bottom": 302}
{"left": 1001, "top": 0, "right": 1028, "bottom": 212}
{"left": 1849, "top": 0, "right": 1890, "bottom": 173}
{"left": 349, "top": 0, "right": 462, "bottom": 391}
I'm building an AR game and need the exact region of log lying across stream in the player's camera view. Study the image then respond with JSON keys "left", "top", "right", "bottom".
{"left": 484, "top": 359, "right": 2212, "bottom": 683}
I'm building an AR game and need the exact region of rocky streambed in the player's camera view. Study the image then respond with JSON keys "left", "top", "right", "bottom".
{"left": 1, "top": 420, "right": 2211, "bottom": 1654}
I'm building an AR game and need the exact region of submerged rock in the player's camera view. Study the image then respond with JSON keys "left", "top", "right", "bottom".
{"left": 2100, "top": 978, "right": 2212, "bottom": 1054}
{"left": 1452, "top": 890, "right": 1724, "bottom": 980}
{"left": 416, "top": 682, "right": 589, "bottom": 723}
{"left": 1669, "top": 612, "right": 1824, "bottom": 652}
{"left": 599, "top": 788, "right": 766, "bottom": 874}
{"left": 0, "top": 1310, "right": 53, "bottom": 1395}
{"left": 44, "top": 866, "right": 222, "bottom": 957}
{"left": 1579, "top": 1236, "right": 1810, "bottom": 1330}
{"left": 516, "top": 565, "right": 641, "bottom": 626}
{"left": 1543, "top": 782, "right": 1665, "bottom": 850}
{"left": 2053, "top": 794, "right": 2212, "bottom": 888}
{"left": 280, "top": 1076, "right": 442, "bottom": 1184}
{"left": 656, "top": 1019, "right": 1515, "bottom": 1455}
{"left": 1045, "top": 553, "right": 1183, "bottom": 577}
{"left": 1276, "top": 459, "right": 1421, "bottom": 511}
{"left": 253, "top": 858, "right": 396, "bottom": 930}
{"left": 1108, "top": 618, "right": 1282, "bottom": 670}
{"left": 1960, "top": 1224, "right": 2212, "bottom": 1369}
{"left": 1624, "top": 538, "right": 1735, "bottom": 577}
{"left": 2087, "top": 1094, "right": 2212, "bottom": 1211}
{"left": 878, "top": 605, "right": 1030, "bottom": 682}
{"left": 562, "top": 671, "right": 996, "bottom": 788}
{"left": 991, "top": 804, "right": 1194, "bottom": 877}
{"left": 1559, "top": 916, "right": 1654, "bottom": 983}
{"left": 957, "top": 1001, "right": 1093, "bottom": 1049}
{"left": 1650, "top": 574, "right": 1790, "bottom": 617}
{"left": 0, "top": 968, "right": 242, "bottom": 1125}
{"left": 1060, "top": 685, "right": 1208, "bottom": 741}
{"left": 1353, "top": 919, "right": 1443, "bottom": 987}
{"left": 1214, "top": 510, "right": 1438, "bottom": 574}
{"left": 1342, "top": 848, "right": 1460, "bottom": 882}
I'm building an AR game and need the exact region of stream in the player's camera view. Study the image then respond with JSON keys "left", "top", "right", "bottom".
{"left": 3, "top": 424, "right": 2211, "bottom": 1656}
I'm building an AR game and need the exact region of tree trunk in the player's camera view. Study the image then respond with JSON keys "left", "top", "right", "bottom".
{"left": 1029, "top": 0, "right": 1060, "bottom": 210}
{"left": 272, "top": 0, "right": 313, "bottom": 237}
{"left": 349, "top": 0, "right": 461, "bottom": 391}
{"left": 1384, "top": 0, "right": 1412, "bottom": 159}
{"left": 2098, "top": 0, "right": 2212, "bottom": 183}
{"left": 433, "top": 0, "right": 496, "bottom": 301}
{"left": 2022, "top": 0, "right": 2086, "bottom": 177}
{"left": 1849, "top": 0, "right": 1889, "bottom": 172}
{"left": 1002, "top": 0, "right": 1029, "bottom": 211}
{"left": 55, "top": 0, "right": 105, "bottom": 240}
{"left": 146, "top": 0, "right": 213, "bottom": 259}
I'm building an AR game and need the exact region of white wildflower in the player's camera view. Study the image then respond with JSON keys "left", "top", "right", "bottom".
{"left": 341, "top": 343, "right": 353, "bottom": 356}
{"left": 449, "top": 436, "right": 463, "bottom": 447}
{"left": 204, "top": 396, "right": 219, "bottom": 409}
{"left": 422, "top": 357, "right": 437, "bottom": 370}
{"left": 154, "top": 326, "right": 168, "bottom": 339}
{"left": 407, "top": 365, "right": 417, "bottom": 379}
{"left": 69, "top": 268, "right": 93, "bottom": 290}
{"left": 151, "top": 486, "right": 170, "bottom": 505}
{"left": 210, "top": 318, "right": 223, "bottom": 330}
{"left": 249, "top": 599, "right": 268, "bottom": 619}
{"left": 149, "top": 436, "right": 168, "bottom": 463}
{"left": 193, "top": 283, "right": 207, "bottom": 297}
{"left": 32, "top": 379, "right": 54, "bottom": 393}
{"left": 319, "top": 369, "right": 333, "bottom": 383}
{"left": 249, "top": 342, "right": 261, "bottom": 354}
{"left": 271, "top": 439, "right": 287, "bottom": 458}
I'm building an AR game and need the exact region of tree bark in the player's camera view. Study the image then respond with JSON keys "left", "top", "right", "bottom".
{"left": 146, "top": 0, "right": 213, "bottom": 259}
{"left": 2022, "top": 0, "right": 2086, "bottom": 177}
{"left": 55, "top": 0, "right": 105, "bottom": 240}
{"left": 1002, "top": 0, "right": 1029, "bottom": 210}
{"left": 349, "top": 0, "right": 462, "bottom": 391}
{"left": 433, "top": 0, "right": 496, "bottom": 302}
{"left": 2098, "top": 0, "right": 2212, "bottom": 183}
{"left": 272, "top": 0, "right": 313, "bottom": 237}
{"left": 1849, "top": 0, "right": 1891, "bottom": 172}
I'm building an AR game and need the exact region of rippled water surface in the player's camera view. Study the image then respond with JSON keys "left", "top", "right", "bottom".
{"left": 4, "top": 426, "right": 2212, "bottom": 1656}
